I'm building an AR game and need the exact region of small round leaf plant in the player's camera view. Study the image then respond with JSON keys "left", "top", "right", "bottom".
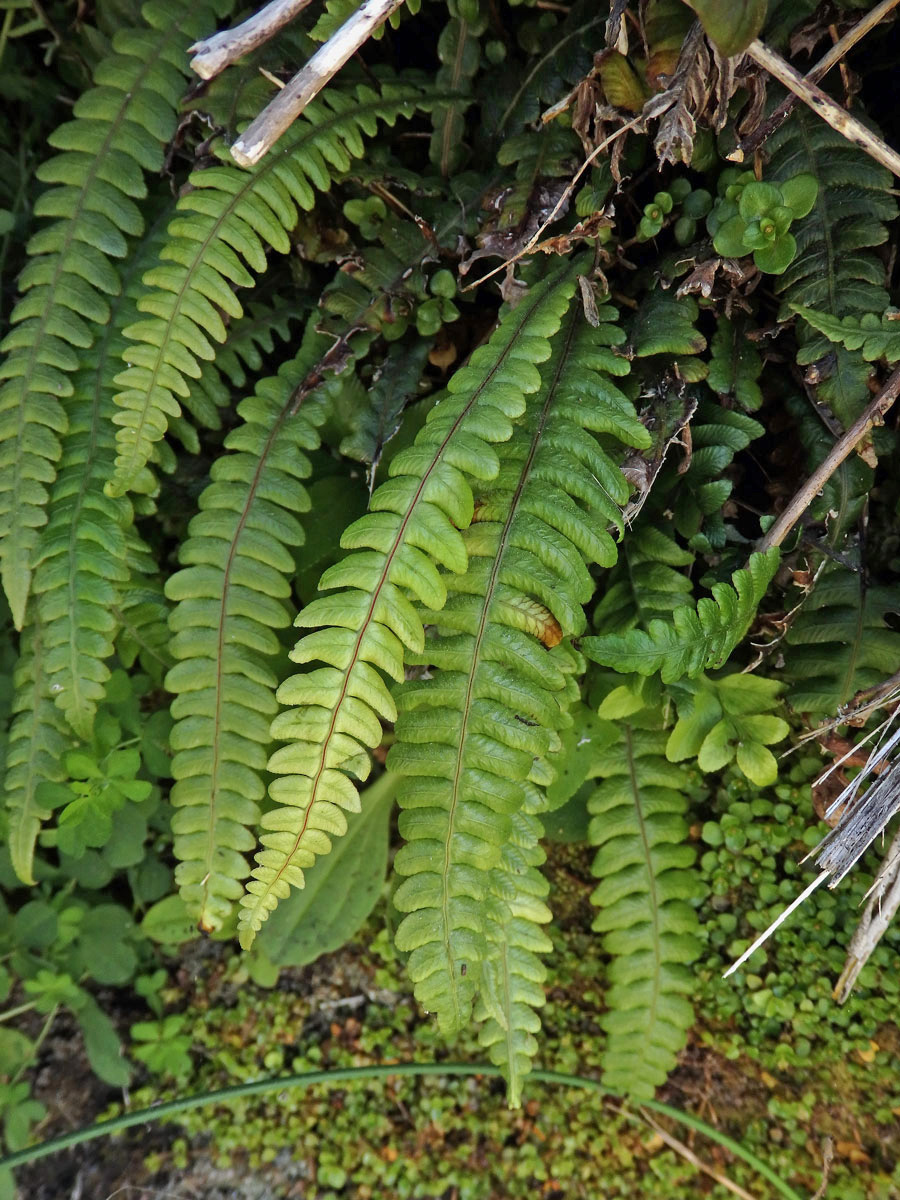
{"left": 707, "top": 170, "right": 818, "bottom": 274}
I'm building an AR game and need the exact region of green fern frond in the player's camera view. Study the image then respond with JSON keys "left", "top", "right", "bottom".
{"left": 28, "top": 209, "right": 176, "bottom": 740}
{"left": 0, "top": 0, "right": 212, "bottom": 628}
{"left": 588, "top": 707, "right": 703, "bottom": 1098}
{"left": 430, "top": 12, "right": 482, "bottom": 176}
{"left": 165, "top": 321, "right": 332, "bottom": 932}
{"left": 238, "top": 261, "right": 583, "bottom": 946}
{"left": 4, "top": 613, "right": 73, "bottom": 885}
{"left": 706, "top": 316, "right": 763, "bottom": 412}
{"left": 672, "top": 400, "right": 763, "bottom": 552}
{"left": 784, "top": 564, "right": 900, "bottom": 715}
{"left": 768, "top": 105, "right": 896, "bottom": 427}
{"left": 593, "top": 524, "right": 695, "bottom": 634}
{"left": 474, "top": 789, "right": 553, "bottom": 1108}
{"left": 387, "top": 303, "right": 648, "bottom": 1032}
{"left": 583, "top": 548, "right": 779, "bottom": 683}
{"left": 108, "top": 79, "right": 431, "bottom": 496}
{"left": 788, "top": 305, "right": 900, "bottom": 364}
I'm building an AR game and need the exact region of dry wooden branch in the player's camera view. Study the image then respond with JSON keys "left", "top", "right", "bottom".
{"left": 745, "top": 37, "right": 900, "bottom": 178}
{"left": 757, "top": 365, "right": 900, "bottom": 552}
{"left": 833, "top": 828, "right": 900, "bottom": 1003}
{"left": 231, "top": 0, "right": 406, "bottom": 167}
{"left": 738, "top": 0, "right": 900, "bottom": 156}
{"left": 189, "top": 0, "right": 317, "bottom": 80}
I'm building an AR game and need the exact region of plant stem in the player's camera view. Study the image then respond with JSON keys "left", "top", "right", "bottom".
{"left": 757, "top": 364, "right": 900, "bottom": 551}
{"left": 0, "top": 1061, "right": 804, "bottom": 1199}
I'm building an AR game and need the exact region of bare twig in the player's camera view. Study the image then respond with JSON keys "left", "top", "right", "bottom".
{"left": 637, "top": 1108, "right": 757, "bottom": 1200}
{"left": 833, "top": 827, "right": 900, "bottom": 1003}
{"left": 739, "top": 0, "right": 900, "bottom": 155}
{"left": 231, "top": 0, "right": 406, "bottom": 167}
{"left": 811, "top": 1136, "right": 835, "bottom": 1200}
{"left": 757, "top": 365, "right": 900, "bottom": 552}
{"left": 189, "top": 0, "right": 317, "bottom": 81}
{"left": 745, "top": 37, "right": 900, "bottom": 179}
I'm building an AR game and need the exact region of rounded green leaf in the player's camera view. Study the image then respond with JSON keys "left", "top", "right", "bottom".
{"left": 779, "top": 172, "right": 818, "bottom": 219}
{"left": 713, "top": 215, "right": 749, "bottom": 259}
{"left": 753, "top": 232, "right": 797, "bottom": 275}
{"left": 735, "top": 740, "right": 778, "bottom": 786}
{"left": 738, "top": 181, "right": 782, "bottom": 221}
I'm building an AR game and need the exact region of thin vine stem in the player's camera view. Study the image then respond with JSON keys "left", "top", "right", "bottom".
{"left": 0, "top": 1061, "right": 804, "bottom": 1199}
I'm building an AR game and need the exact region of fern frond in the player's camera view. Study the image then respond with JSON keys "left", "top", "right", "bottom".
{"left": 430, "top": 12, "right": 482, "bottom": 176}
{"left": 237, "top": 261, "right": 583, "bottom": 946}
{"left": 108, "top": 79, "right": 432, "bottom": 496}
{"left": 784, "top": 564, "right": 900, "bottom": 715}
{"left": 28, "top": 209, "right": 176, "bottom": 739}
{"left": 387, "top": 302, "right": 649, "bottom": 1032}
{"left": 583, "top": 548, "right": 779, "bottom": 683}
{"left": 0, "top": 0, "right": 211, "bottom": 627}
{"left": 165, "top": 321, "right": 332, "bottom": 932}
{"left": 474, "top": 789, "right": 553, "bottom": 1108}
{"left": 768, "top": 105, "right": 896, "bottom": 427}
{"left": 4, "top": 613, "right": 73, "bottom": 884}
{"left": 789, "top": 305, "right": 900, "bottom": 364}
{"left": 588, "top": 707, "right": 702, "bottom": 1098}
{"left": 593, "top": 524, "right": 695, "bottom": 634}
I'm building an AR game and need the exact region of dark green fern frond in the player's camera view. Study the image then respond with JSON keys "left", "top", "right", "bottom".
{"left": 583, "top": 548, "right": 779, "bottom": 683}
{"left": 4, "top": 613, "right": 73, "bottom": 884}
{"left": 387, "top": 302, "right": 649, "bottom": 1032}
{"left": 768, "top": 105, "right": 896, "bottom": 427}
{"left": 788, "top": 305, "right": 900, "bottom": 364}
{"left": 588, "top": 704, "right": 703, "bottom": 1098}
{"left": 783, "top": 563, "right": 900, "bottom": 715}
{"left": 593, "top": 524, "right": 695, "bottom": 635}
{"left": 474, "top": 788, "right": 553, "bottom": 1108}
{"left": 108, "top": 79, "right": 432, "bottom": 496}
{"left": 430, "top": 10, "right": 482, "bottom": 176}
{"left": 238, "top": 262, "right": 583, "bottom": 946}
{"left": 165, "top": 321, "right": 332, "bottom": 933}
{"left": 0, "top": 0, "right": 212, "bottom": 628}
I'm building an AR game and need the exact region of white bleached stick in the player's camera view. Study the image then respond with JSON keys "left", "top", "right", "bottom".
{"left": 231, "top": 0, "right": 406, "bottom": 168}
{"left": 722, "top": 870, "right": 831, "bottom": 978}
{"left": 189, "top": 0, "right": 317, "bottom": 81}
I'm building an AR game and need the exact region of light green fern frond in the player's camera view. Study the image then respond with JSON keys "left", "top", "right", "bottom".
{"left": 165, "top": 321, "right": 331, "bottom": 932}
{"left": 108, "top": 79, "right": 432, "bottom": 496}
{"left": 0, "top": 0, "right": 212, "bottom": 628}
{"left": 474, "top": 786, "right": 553, "bottom": 1108}
{"left": 238, "top": 262, "right": 583, "bottom": 946}
{"left": 582, "top": 548, "right": 779, "bottom": 683}
{"left": 589, "top": 706, "right": 703, "bottom": 1098}
{"left": 4, "top": 613, "right": 73, "bottom": 884}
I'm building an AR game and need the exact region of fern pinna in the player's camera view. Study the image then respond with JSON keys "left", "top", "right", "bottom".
{"left": 388, "top": 299, "right": 650, "bottom": 1042}
{"left": 0, "top": 0, "right": 212, "bottom": 629}
{"left": 165, "top": 321, "right": 334, "bottom": 932}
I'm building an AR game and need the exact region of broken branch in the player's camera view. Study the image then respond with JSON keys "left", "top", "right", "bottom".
{"left": 745, "top": 36, "right": 900, "bottom": 179}
{"left": 231, "top": 0, "right": 406, "bottom": 168}
{"left": 757, "top": 364, "right": 900, "bottom": 552}
{"left": 189, "top": 0, "right": 317, "bottom": 81}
